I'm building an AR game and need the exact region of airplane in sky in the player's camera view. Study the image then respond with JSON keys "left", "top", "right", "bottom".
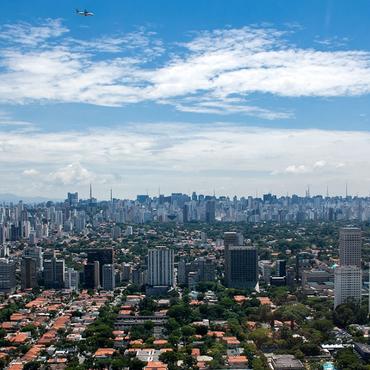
{"left": 75, "top": 9, "right": 94, "bottom": 16}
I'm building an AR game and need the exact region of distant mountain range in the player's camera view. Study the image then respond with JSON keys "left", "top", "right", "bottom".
{"left": 0, "top": 193, "right": 61, "bottom": 203}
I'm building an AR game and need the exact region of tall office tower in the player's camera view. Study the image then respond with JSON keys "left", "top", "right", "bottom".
{"left": 224, "top": 232, "right": 243, "bottom": 249}
{"left": 23, "top": 246, "right": 43, "bottom": 271}
{"left": 177, "top": 258, "right": 189, "bottom": 285}
{"left": 224, "top": 232, "right": 241, "bottom": 285}
{"left": 0, "top": 259, "right": 16, "bottom": 293}
{"left": 260, "top": 261, "right": 272, "bottom": 284}
{"left": 132, "top": 266, "right": 145, "bottom": 287}
{"left": 339, "top": 227, "right": 362, "bottom": 267}
{"left": 148, "top": 246, "right": 174, "bottom": 287}
{"left": 21, "top": 257, "right": 38, "bottom": 289}
{"left": 87, "top": 248, "right": 114, "bottom": 286}
{"left": 22, "top": 221, "right": 31, "bottom": 239}
{"left": 182, "top": 204, "right": 190, "bottom": 223}
{"left": 102, "top": 264, "right": 115, "bottom": 290}
{"left": 0, "top": 244, "right": 9, "bottom": 258}
{"left": 55, "top": 211, "right": 63, "bottom": 227}
{"left": 224, "top": 231, "right": 237, "bottom": 248}
{"left": 28, "top": 231, "right": 37, "bottom": 245}
{"left": 125, "top": 226, "right": 133, "bottom": 236}
{"left": 67, "top": 192, "right": 78, "bottom": 207}
{"left": 10, "top": 224, "right": 20, "bottom": 241}
{"left": 276, "top": 260, "right": 287, "bottom": 277}
{"left": 225, "top": 246, "right": 258, "bottom": 289}
{"left": 42, "top": 223, "right": 49, "bottom": 238}
{"left": 43, "top": 257, "right": 65, "bottom": 289}
{"left": 334, "top": 266, "right": 362, "bottom": 308}
{"left": 84, "top": 261, "right": 100, "bottom": 289}
{"left": 65, "top": 268, "right": 79, "bottom": 290}
{"left": 334, "top": 227, "right": 362, "bottom": 308}
{"left": 0, "top": 224, "right": 6, "bottom": 244}
{"left": 111, "top": 225, "right": 121, "bottom": 240}
{"left": 205, "top": 200, "right": 216, "bottom": 224}
{"left": 121, "top": 263, "right": 131, "bottom": 282}
{"left": 194, "top": 257, "right": 216, "bottom": 282}
{"left": 295, "top": 252, "right": 314, "bottom": 283}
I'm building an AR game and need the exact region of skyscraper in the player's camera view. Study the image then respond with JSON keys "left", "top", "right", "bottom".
{"left": 205, "top": 200, "right": 216, "bottom": 223}
{"left": 339, "top": 227, "right": 362, "bottom": 267}
{"left": 84, "top": 261, "right": 100, "bottom": 289}
{"left": 102, "top": 264, "right": 115, "bottom": 290}
{"left": 224, "top": 232, "right": 244, "bottom": 287}
{"left": 121, "top": 263, "right": 131, "bottom": 282}
{"left": 194, "top": 257, "right": 216, "bottom": 282}
{"left": 0, "top": 259, "right": 16, "bottom": 293}
{"left": 65, "top": 268, "right": 79, "bottom": 290}
{"left": 334, "top": 227, "right": 362, "bottom": 308}
{"left": 21, "top": 257, "right": 38, "bottom": 289}
{"left": 43, "top": 257, "right": 65, "bottom": 289}
{"left": 225, "top": 246, "right": 258, "bottom": 289}
{"left": 276, "top": 260, "right": 287, "bottom": 277}
{"left": 334, "top": 266, "right": 362, "bottom": 308}
{"left": 224, "top": 232, "right": 239, "bottom": 249}
{"left": 67, "top": 192, "right": 78, "bottom": 207}
{"left": 87, "top": 248, "right": 114, "bottom": 286}
{"left": 23, "top": 246, "right": 43, "bottom": 271}
{"left": 148, "top": 246, "right": 174, "bottom": 287}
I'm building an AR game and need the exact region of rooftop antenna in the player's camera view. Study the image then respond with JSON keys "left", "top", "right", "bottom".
{"left": 110, "top": 188, "right": 113, "bottom": 202}
{"left": 89, "top": 183, "right": 92, "bottom": 201}
{"left": 345, "top": 182, "right": 348, "bottom": 198}
{"left": 326, "top": 185, "right": 329, "bottom": 198}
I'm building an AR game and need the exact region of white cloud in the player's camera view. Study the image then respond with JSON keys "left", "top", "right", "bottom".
{"left": 48, "top": 163, "right": 94, "bottom": 185}
{"left": 0, "top": 123, "right": 369, "bottom": 198}
{"left": 22, "top": 169, "right": 40, "bottom": 176}
{"left": 0, "top": 19, "right": 68, "bottom": 46}
{"left": 314, "top": 160, "right": 327, "bottom": 168}
{"left": 65, "top": 29, "right": 164, "bottom": 56}
{"left": 284, "top": 165, "right": 310, "bottom": 174}
{"left": 0, "top": 21, "right": 369, "bottom": 117}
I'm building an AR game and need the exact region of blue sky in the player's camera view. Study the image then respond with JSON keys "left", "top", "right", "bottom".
{"left": 0, "top": 0, "right": 370, "bottom": 199}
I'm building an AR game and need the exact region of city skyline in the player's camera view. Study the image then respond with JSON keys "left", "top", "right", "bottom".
{"left": 2, "top": 2, "right": 370, "bottom": 369}
{"left": 1, "top": 1, "right": 370, "bottom": 198}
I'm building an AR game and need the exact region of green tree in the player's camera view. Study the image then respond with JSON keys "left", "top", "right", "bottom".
{"left": 335, "top": 348, "right": 366, "bottom": 370}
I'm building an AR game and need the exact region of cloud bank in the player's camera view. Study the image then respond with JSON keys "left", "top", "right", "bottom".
{"left": 0, "top": 122, "right": 365, "bottom": 198}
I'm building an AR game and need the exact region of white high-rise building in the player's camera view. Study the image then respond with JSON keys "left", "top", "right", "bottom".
{"left": 148, "top": 246, "right": 174, "bottom": 287}
{"left": 65, "top": 268, "right": 79, "bottom": 291}
{"left": 125, "top": 226, "right": 133, "bottom": 236}
{"left": 55, "top": 211, "right": 64, "bottom": 227}
{"left": 339, "top": 227, "right": 362, "bottom": 267}
{"left": 334, "top": 227, "right": 363, "bottom": 309}
{"left": 22, "top": 221, "right": 31, "bottom": 239}
{"left": 334, "top": 266, "right": 362, "bottom": 308}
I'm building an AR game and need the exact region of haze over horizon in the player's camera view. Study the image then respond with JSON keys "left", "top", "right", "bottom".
{"left": 1, "top": 0, "right": 370, "bottom": 198}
